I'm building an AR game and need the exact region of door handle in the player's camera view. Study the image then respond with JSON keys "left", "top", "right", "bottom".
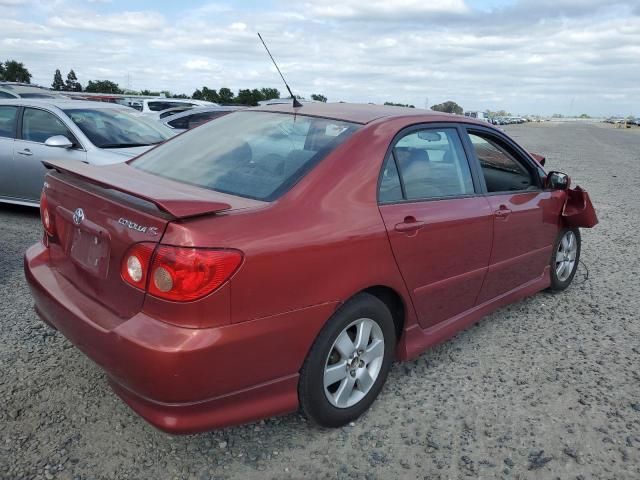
{"left": 495, "top": 205, "right": 512, "bottom": 218}
{"left": 17, "top": 149, "right": 33, "bottom": 156}
{"left": 394, "top": 216, "right": 425, "bottom": 233}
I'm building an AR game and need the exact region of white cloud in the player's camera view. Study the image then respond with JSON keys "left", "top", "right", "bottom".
{"left": 48, "top": 10, "right": 165, "bottom": 34}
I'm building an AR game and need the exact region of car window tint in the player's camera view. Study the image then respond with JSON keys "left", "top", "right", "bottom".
{"left": 0, "top": 106, "right": 18, "bottom": 138}
{"left": 378, "top": 152, "right": 403, "bottom": 203}
{"left": 468, "top": 133, "right": 535, "bottom": 192}
{"left": 133, "top": 111, "right": 359, "bottom": 201}
{"left": 393, "top": 128, "right": 474, "bottom": 200}
{"left": 22, "top": 108, "right": 73, "bottom": 143}
{"left": 188, "top": 112, "right": 225, "bottom": 129}
{"left": 148, "top": 101, "right": 194, "bottom": 112}
{"left": 0, "top": 91, "right": 15, "bottom": 99}
{"left": 167, "top": 116, "right": 189, "bottom": 129}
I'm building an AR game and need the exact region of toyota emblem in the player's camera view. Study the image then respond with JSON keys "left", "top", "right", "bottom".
{"left": 73, "top": 208, "right": 85, "bottom": 225}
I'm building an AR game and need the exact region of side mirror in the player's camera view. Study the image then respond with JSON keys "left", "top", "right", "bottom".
{"left": 44, "top": 135, "right": 73, "bottom": 149}
{"left": 546, "top": 171, "right": 571, "bottom": 190}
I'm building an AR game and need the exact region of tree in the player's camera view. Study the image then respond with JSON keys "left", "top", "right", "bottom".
{"left": 260, "top": 88, "right": 280, "bottom": 101}
{"left": 0, "top": 63, "right": 4, "bottom": 80}
{"left": 217, "top": 87, "right": 235, "bottom": 104}
{"left": 65, "top": 70, "right": 82, "bottom": 92}
{"left": 384, "top": 101, "right": 415, "bottom": 108}
{"left": 85, "top": 80, "right": 122, "bottom": 94}
{"left": 51, "top": 69, "right": 64, "bottom": 90}
{"left": 311, "top": 93, "right": 327, "bottom": 103}
{"left": 2, "top": 60, "right": 32, "bottom": 83}
{"left": 430, "top": 101, "right": 463, "bottom": 115}
{"left": 579, "top": 113, "right": 591, "bottom": 119}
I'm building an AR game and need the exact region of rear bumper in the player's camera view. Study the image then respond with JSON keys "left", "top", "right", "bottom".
{"left": 24, "top": 242, "right": 337, "bottom": 433}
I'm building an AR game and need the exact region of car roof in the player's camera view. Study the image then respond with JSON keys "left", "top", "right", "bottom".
{"left": 249, "top": 102, "right": 480, "bottom": 125}
{"left": 0, "top": 98, "right": 130, "bottom": 110}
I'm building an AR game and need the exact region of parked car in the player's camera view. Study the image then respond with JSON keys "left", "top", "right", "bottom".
{"left": 0, "top": 82, "right": 64, "bottom": 100}
{"left": 0, "top": 99, "right": 174, "bottom": 206}
{"left": 135, "top": 98, "right": 218, "bottom": 119}
{"left": 160, "top": 106, "right": 238, "bottom": 132}
{"left": 25, "top": 103, "right": 597, "bottom": 434}
{"left": 464, "top": 111, "right": 490, "bottom": 123}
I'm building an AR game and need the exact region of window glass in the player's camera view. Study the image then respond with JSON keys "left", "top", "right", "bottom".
{"left": 147, "top": 101, "right": 194, "bottom": 112}
{"left": 378, "top": 152, "right": 403, "bottom": 203}
{"left": 133, "top": 111, "right": 359, "bottom": 201}
{"left": 0, "top": 91, "right": 15, "bottom": 99}
{"left": 0, "top": 106, "right": 18, "bottom": 138}
{"left": 188, "top": 112, "right": 225, "bottom": 129}
{"left": 468, "top": 133, "right": 535, "bottom": 192}
{"left": 393, "top": 128, "right": 474, "bottom": 200}
{"left": 22, "top": 108, "right": 74, "bottom": 143}
{"left": 65, "top": 108, "right": 172, "bottom": 148}
{"left": 167, "top": 116, "right": 188, "bottom": 129}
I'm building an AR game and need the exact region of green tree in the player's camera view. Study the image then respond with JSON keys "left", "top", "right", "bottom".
{"left": 0, "top": 63, "right": 4, "bottom": 80}
{"left": 384, "top": 101, "right": 415, "bottom": 108}
{"left": 85, "top": 79, "right": 122, "bottom": 94}
{"left": 260, "top": 87, "right": 280, "bottom": 101}
{"left": 430, "top": 101, "right": 463, "bottom": 114}
{"left": 217, "top": 87, "right": 235, "bottom": 104}
{"left": 51, "top": 69, "right": 64, "bottom": 90}
{"left": 65, "top": 70, "right": 82, "bottom": 91}
{"left": 139, "top": 89, "right": 160, "bottom": 96}
{"left": 2, "top": 60, "right": 32, "bottom": 83}
{"left": 579, "top": 113, "right": 591, "bottom": 118}
{"left": 311, "top": 93, "right": 327, "bottom": 102}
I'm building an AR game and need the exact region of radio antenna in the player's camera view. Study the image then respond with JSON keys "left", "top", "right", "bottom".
{"left": 258, "top": 32, "right": 302, "bottom": 108}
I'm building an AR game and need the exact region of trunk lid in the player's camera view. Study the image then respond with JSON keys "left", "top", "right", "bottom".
{"left": 42, "top": 160, "right": 262, "bottom": 318}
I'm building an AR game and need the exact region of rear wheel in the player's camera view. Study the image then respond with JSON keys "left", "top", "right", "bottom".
{"left": 298, "top": 293, "right": 396, "bottom": 427}
{"left": 548, "top": 227, "right": 581, "bottom": 291}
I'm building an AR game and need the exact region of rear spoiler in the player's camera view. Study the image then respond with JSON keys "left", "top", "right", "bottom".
{"left": 43, "top": 159, "right": 232, "bottom": 219}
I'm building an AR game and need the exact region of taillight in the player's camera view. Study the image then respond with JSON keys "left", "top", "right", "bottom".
{"left": 121, "top": 244, "right": 242, "bottom": 302}
{"left": 148, "top": 246, "right": 242, "bottom": 301}
{"left": 121, "top": 243, "right": 155, "bottom": 290}
{"left": 40, "top": 191, "right": 56, "bottom": 237}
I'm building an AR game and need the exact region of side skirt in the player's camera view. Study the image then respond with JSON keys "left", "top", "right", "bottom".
{"left": 398, "top": 267, "right": 550, "bottom": 361}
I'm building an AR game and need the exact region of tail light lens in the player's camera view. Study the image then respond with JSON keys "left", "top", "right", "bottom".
{"left": 40, "top": 191, "right": 56, "bottom": 237}
{"left": 121, "top": 244, "right": 242, "bottom": 302}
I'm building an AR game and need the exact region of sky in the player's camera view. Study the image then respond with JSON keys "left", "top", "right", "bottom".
{"left": 1, "top": 0, "right": 639, "bottom": 116}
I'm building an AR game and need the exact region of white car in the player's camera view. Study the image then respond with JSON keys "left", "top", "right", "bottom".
{"left": 131, "top": 98, "right": 218, "bottom": 119}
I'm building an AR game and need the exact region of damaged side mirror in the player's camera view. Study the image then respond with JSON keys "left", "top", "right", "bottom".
{"left": 546, "top": 171, "right": 570, "bottom": 190}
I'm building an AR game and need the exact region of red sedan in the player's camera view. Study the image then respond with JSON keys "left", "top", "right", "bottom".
{"left": 24, "top": 103, "right": 597, "bottom": 433}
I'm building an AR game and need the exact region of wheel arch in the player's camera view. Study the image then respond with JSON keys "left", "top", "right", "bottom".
{"left": 360, "top": 285, "right": 407, "bottom": 342}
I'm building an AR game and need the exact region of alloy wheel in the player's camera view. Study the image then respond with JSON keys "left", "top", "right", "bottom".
{"left": 323, "top": 318, "right": 385, "bottom": 409}
{"left": 556, "top": 230, "right": 577, "bottom": 282}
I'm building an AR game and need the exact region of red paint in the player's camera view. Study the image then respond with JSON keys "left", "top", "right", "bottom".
{"left": 24, "top": 104, "right": 596, "bottom": 433}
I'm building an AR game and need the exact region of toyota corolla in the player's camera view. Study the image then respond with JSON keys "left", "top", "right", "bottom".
{"left": 24, "top": 103, "right": 597, "bottom": 433}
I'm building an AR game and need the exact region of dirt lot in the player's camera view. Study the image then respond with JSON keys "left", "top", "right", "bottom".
{"left": 1, "top": 122, "right": 639, "bottom": 480}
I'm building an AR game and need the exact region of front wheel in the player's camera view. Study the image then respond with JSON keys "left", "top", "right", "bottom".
{"left": 548, "top": 227, "right": 581, "bottom": 291}
{"left": 298, "top": 293, "right": 396, "bottom": 428}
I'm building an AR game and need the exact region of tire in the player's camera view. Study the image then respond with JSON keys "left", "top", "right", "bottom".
{"left": 298, "top": 293, "right": 396, "bottom": 428}
{"left": 548, "top": 227, "right": 581, "bottom": 292}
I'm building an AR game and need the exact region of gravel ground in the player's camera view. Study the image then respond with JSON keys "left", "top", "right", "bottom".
{"left": 1, "top": 122, "right": 639, "bottom": 480}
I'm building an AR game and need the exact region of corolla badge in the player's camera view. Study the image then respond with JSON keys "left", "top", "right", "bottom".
{"left": 72, "top": 208, "right": 85, "bottom": 225}
{"left": 118, "top": 217, "right": 159, "bottom": 236}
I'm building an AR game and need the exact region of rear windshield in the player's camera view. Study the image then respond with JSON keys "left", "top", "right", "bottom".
{"left": 132, "top": 111, "right": 359, "bottom": 201}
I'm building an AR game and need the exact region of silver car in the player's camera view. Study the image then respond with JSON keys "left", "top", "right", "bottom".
{"left": 0, "top": 99, "right": 174, "bottom": 206}
{"left": 161, "top": 106, "right": 238, "bottom": 132}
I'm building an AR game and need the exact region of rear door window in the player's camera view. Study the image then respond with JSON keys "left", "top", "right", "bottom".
{"left": 0, "top": 106, "right": 18, "bottom": 138}
{"left": 133, "top": 111, "right": 359, "bottom": 201}
{"left": 382, "top": 127, "right": 475, "bottom": 201}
